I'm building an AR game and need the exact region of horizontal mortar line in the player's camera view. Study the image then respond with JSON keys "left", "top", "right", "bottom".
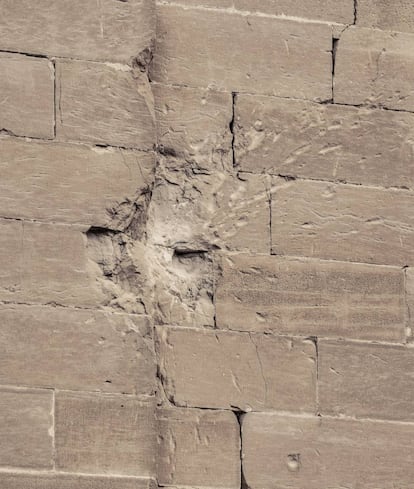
{"left": 155, "top": 323, "right": 409, "bottom": 348}
{"left": 0, "top": 467, "right": 155, "bottom": 480}
{"left": 0, "top": 215, "right": 92, "bottom": 229}
{"left": 238, "top": 170, "right": 414, "bottom": 194}
{"left": 333, "top": 98, "right": 414, "bottom": 115}
{"left": 0, "top": 129, "right": 55, "bottom": 143}
{"left": 53, "top": 137, "right": 155, "bottom": 154}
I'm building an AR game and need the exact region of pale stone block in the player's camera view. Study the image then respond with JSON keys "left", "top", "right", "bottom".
{"left": 358, "top": 0, "right": 414, "bottom": 33}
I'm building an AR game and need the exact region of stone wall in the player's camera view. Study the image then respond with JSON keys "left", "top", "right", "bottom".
{"left": 0, "top": 1, "right": 413, "bottom": 488}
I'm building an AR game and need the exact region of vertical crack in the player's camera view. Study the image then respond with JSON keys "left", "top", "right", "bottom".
{"left": 308, "top": 336, "right": 320, "bottom": 415}
{"left": 331, "top": 37, "right": 339, "bottom": 103}
{"left": 52, "top": 58, "right": 56, "bottom": 138}
{"left": 230, "top": 92, "right": 237, "bottom": 168}
{"left": 354, "top": 0, "right": 358, "bottom": 24}
{"left": 234, "top": 411, "right": 249, "bottom": 489}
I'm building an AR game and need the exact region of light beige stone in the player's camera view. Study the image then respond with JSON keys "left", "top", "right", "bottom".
{"left": 56, "top": 60, "right": 155, "bottom": 148}
{"left": 0, "top": 137, "right": 155, "bottom": 227}
{"left": 358, "top": 0, "right": 414, "bottom": 33}
{"left": 319, "top": 341, "right": 414, "bottom": 422}
{"left": 152, "top": 5, "right": 332, "bottom": 100}
{"left": 156, "top": 326, "right": 316, "bottom": 412}
{"left": 216, "top": 254, "right": 405, "bottom": 341}
{"left": 407, "top": 268, "right": 414, "bottom": 340}
{"left": 242, "top": 412, "right": 414, "bottom": 489}
{"left": 0, "top": 304, "right": 155, "bottom": 394}
{"left": 0, "top": 0, "right": 155, "bottom": 63}
{"left": 154, "top": 83, "right": 233, "bottom": 171}
{"left": 0, "top": 219, "right": 104, "bottom": 307}
{"left": 235, "top": 0, "right": 355, "bottom": 24}
{"left": 157, "top": 408, "right": 240, "bottom": 488}
{"left": 0, "top": 53, "right": 54, "bottom": 138}
{"left": 55, "top": 392, "right": 156, "bottom": 476}
{"left": 0, "top": 388, "right": 53, "bottom": 469}
{"left": 235, "top": 94, "right": 414, "bottom": 189}
{"left": 0, "top": 473, "right": 156, "bottom": 489}
{"left": 271, "top": 178, "right": 414, "bottom": 266}
{"left": 335, "top": 27, "right": 414, "bottom": 111}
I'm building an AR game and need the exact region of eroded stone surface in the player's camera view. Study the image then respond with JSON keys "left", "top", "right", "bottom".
{"left": 357, "top": 0, "right": 414, "bottom": 33}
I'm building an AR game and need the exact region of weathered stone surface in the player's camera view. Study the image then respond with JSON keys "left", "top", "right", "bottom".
{"left": 0, "top": 53, "right": 54, "bottom": 138}
{"left": 0, "top": 219, "right": 104, "bottom": 306}
{"left": 242, "top": 412, "right": 414, "bottom": 489}
{"left": 358, "top": 0, "right": 414, "bottom": 33}
{"left": 157, "top": 407, "right": 240, "bottom": 488}
{"left": 216, "top": 254, "right": 405, "bottom": 341}
{"left": 319, "top": 341, "right": 414, "bottom": 421}
{"left": 0, "top": 304, "right": 155, "bottom": 394}
{"left": 235, "top": 0, "right": 355, "bottom": 23}
{"left": 0, "top": 473, "right": 155, "bottom": 489}
{"left": 0, "top": 0, "right": 155, "bottom": 63}
{"left": 335, "top": 27, "right": 414, "bottom": 112}
{"left": 154, "top": 83, "right": 233, "bottom": 170}
{"left": 152, "top": 5, "right": 332, "bottom": 100}
{"left": 407, "top": 268, "right": 414, "bottom": 340}
{"left": 271, "top": 178, "right": 414, "bottom": 266}
{"left": 0, "top": 388, "right": 53, "bottom": 469}
{"left": 56, "top": 60, "right": 155, "bottom": 148}
{"left": 235, "top": 95, "right": 414, "bottom": 188}
{"left": 55, "top": 392, "right": 156, "bottom": 476}
{"left": 0, "top": 137, "right": 155, "bottom": 227}
{"left": 156, "top": 326, "right": 316, "bottom": 412}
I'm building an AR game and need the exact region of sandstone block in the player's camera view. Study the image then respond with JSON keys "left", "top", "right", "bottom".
{"left": 152, "top": 5, "right": 332, "bottom": 100}
{"left": 0, "top": 53, "right": 54, "bottom": 138}
{"left": 0, "top": 138, "right": 155, "bottom": 227}
{"left": 357, "top": 0, "right": 414, "bottom": 33}
{"left": 0, "top": 0, "right": 154, "bottom": 63}
{"left": 235, "top": 0, "right": 354, "bottom": 24}
{"left": 271, "top": 178, "right": 414, "bottom": 266}
{"left": 0, "top": 220, "right": 104, "bottom": 307}
{"left": 56, "top": 60, "right": 155, "bottom": 149}
{"left": 156, "top": 326, "right": 316, "bottom": 412}
{"left": 335, "top": 27, "right": 414, "bottom": 111}
{"left": 319, "top": 341, "right": 414, "bottom": 422}
{"left": 235, "top": 94, "right": 414, "bottom": 189}
{"left": 242, "top": 412, "right": 414, "bottom": 488}
{"left": 0, "top": 304, "right": 155, "bottom": 394}
{"left": 0, "top": 388, "right": 53, "bottom": 469}
{"left": 157, "top": 408, "right": 240, "bottom": 488}
{"left": 407, "top": 268, "right": 414, "bottom": 340}
{"left": 154, "top": 83, "right": 233, "bottom": 170}
{"left": 55, "top": 392, "right": 156, "bottom": 476}
{"left": 216, "top": 254, "right": 405, "bottom": 341}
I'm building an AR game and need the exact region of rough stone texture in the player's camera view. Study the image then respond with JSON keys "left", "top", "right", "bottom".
{"left": 271, "top": 178, "right": 414, "bottom": 266}
{"left": 157, "top": 407, "right": 240, "bottom": 488}
{"left": 216, "top": 254, "right": 405, "bottom": 341}
{"left": 0, "top": 0, "right": 155, "bottom": 63}
{"left": 55, "top": 392, "right": 156, "bottom": 476}
{"left": 152, "top": 5, "right": 332, "bottom": 100}
{"left": 235, "top": 94, "right": 414, "bottom": 189}
{"left": 407, "top": 268, "right": 414, "bottom": 340}
{"left": 56, "top": 60, "right": 155, "bottom": 149}
{"left": 0, "top": 138, "right": 155, "bottom": 227}
{"left": 235, "top": 0, "right": 355, "bottom": 23}
{"left": 0, "top": 388, "right": 53, "bottom": 469}
{"left": 242, "top": 412, "right": 414, "bottom": 489}
{"left": 156, "top": 326, "right": 316, "bottom": 412}
{"left": 335, "top": 27, "right": 414, "bottom": 112}
{"left": 0, "top": 53, "right": 54, "bottom": 139}
{"left": 0, "top": 304, "right": 155, "bottom": 394}
{"left": 357, "top": 0, "right": 414, "bottom": 33}
{"left": 319, "top": 341, "right": 414, "bottom": 422}
{"left": 0, "top": 473, "right": 156, "bottom": 489}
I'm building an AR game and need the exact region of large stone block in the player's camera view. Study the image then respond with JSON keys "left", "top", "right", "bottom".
{"left": 319, "top": 341, "right": 414, "bottom": 422}
{"left": 0, "top": 0, "right": 155, "bottom": 63}
{"left": 0, "top": 304, "right": 155, "bottom": 395}
{"left": 335, "top": 27, "right": 414, "bottom": 111}
{"left": 271, "top": 178, "right": 414, "bottom": 266}
{"left": 157, "top": 408, "right": 240, "bottom": 488}
{"left": 407, "top": 268, "right": 414, "bottom": 340}
{"left": 152, "top": 5, "right": 332, "bottom": 100}
{"left": 156, "top": 326, "right": 316, "bottom": 412}
{"left": 0, "top": 138, "right": 155, "bottom": 227}
{"left": 55, "top": 392, "right": 156, "bottom": 476}
{"left": 357, "top": 0, "right": 414, "bottom": 33}
{"left": 216, "top": 254, "right": 405, "bottom": 341}
{"left": 242, "top": 412, "right": 414, "bottom": 488}
{"left": 56, "top": 60, "right": 155, "bottom": 149}
{"left": 235, "top": 94, "right": 414, "bottom": 189}
{"left": 0, "top": 388, "right": 53, "bottom": 469}
{"left": 0, "top": 53, "right": 54, "bottom": 138}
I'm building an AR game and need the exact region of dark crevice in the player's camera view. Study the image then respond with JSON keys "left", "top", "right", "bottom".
{"left": 230, "top": 92, "right": 237, "bottom": 168}
{"left": 331, "top": 37, "right": 339, "bottom": 102}
{"left": 354, "top": 0, "right": 358, "bottom": 24}
{"left": 0, "top": 49, "right": 49, "bottom": 59}
{"left": 234, "top": 410, "right": 250, "bottom": 489}
{"left": 307, "top": 335, "right": 320, "bottom": 415}
{"left": 52, "top": 59, "right": 57, "bottom": 138}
